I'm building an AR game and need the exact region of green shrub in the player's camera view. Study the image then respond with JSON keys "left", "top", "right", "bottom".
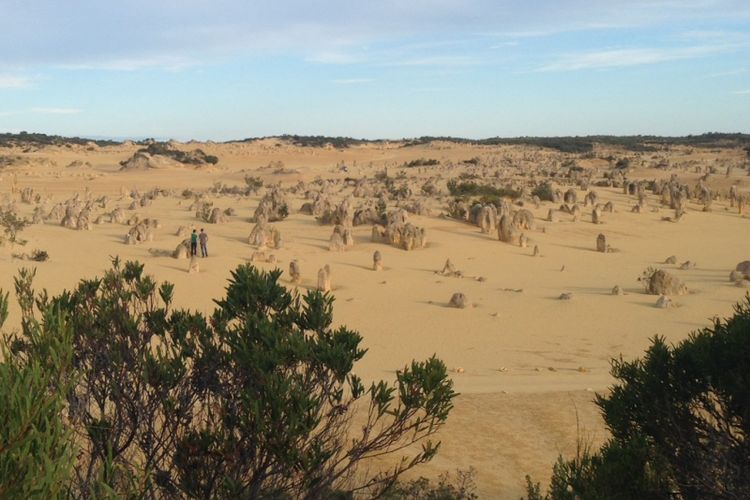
{"left": 403, "top": 158, "right": 440, "bottom": 168}
{"left": 447, "top": 179, "right": 520, "bottom": 199}
{"left": 526, "top": 295, "right": 750, "bottom": 499}
{"left": 0, "top": 259, "right": 456, "bottom": 497}
{"left": 243, "top": 175, "right": 264, "bottom": 192}
{"left": 0, "top": 281, "right": 75, "bottom": 498}
{"left": 531, "top": 183, "right": 555, "bottom": 202}
{"left": 0, "top": 208, "right": 28, "bottom": 244}
{"left": 29, "top": 249, "right": 49, "bottom": 262}
{"left": 382, "top": 469, "right": 478, "bottom": 499}
{"left": 615, "top": 158, "right": 631, "bottom": 169}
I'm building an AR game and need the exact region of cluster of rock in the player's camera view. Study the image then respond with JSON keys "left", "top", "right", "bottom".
{"left": 329, "top": 225, "right": 354, "bottom": 251}
{"left": 647, "top": 269, "right": 688, "bottom": 296}
{"left": 253, "top": 188, "right": 289, "bottom": 222}
{"left": 126, "top": 218, "right": 160, "bottom": 245}
{"left": 730, "top": 261, "right": 750, "bottom": 287}
{"left": 498, "top": 209, "right": 535, "bottom": 246}
{"left": 371, "top": 209, "right": 427, "bottom": 251}
{"left": 248, "top": 221, "right": 282, "bottom": 249}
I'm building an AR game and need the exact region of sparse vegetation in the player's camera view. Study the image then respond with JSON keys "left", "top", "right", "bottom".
{"left": 403, "top": 158, "right": 440, "bottom": 168}
{"left": 243, "top": 175, "right": 264, "bottom": 192}
{"left": 0, "top": 208, "right": 29, "bottom": 244}
{"left": 382, "top": 469, "right": 478, "bottom": 499}
{"left": 234, "top": 134, "right": 378, "bottom": 149}
{"left": 0, "top": 131, "right": 119, "bottom": 148}
{"left": 401, "top": 133, "right": 750, "bottom": 152}
{"left": 615, "top": 158, "right": 631, "bottom": 169}
{"left": 531, "top": 182, "right": 555, "bottom": 202}
{"left": 447, "top": 179, "right": 521, "bottom": 199}
{"left": 29, "top": 249, "right": 49, "bottom": 261}
{"left": 136, "top": 142, "right": 219, "bottom": 165}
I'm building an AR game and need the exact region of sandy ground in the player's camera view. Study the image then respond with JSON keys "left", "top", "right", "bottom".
{"left": 1, "top": 139, "right": 748, "bottom": 498}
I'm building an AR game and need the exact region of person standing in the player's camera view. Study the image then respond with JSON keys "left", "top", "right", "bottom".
{"left": 190, "top": 229, "right": 198, "bottom": 256}
{"left": 199, "top": 228, "right": 208, "bottom": 257}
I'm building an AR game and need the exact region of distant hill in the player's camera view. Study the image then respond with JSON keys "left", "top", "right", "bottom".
{"left": 231, "top": 134, "right": 384, "bottom": 149}
{"left": 3, "top": 131, "right": 749, "bottom": 154}
{"left": 232, "top": 132, "right": 750, "bottom": 153}
{"left": 0, "top": 131, "right": 121, "bottom": 148}
{"left": 402, "top": 133, "right": 750, "bottom": 153}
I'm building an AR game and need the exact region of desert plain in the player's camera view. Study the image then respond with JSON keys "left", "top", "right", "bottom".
{"left": 0, "top": 136, "right": 748, "bottom": 498}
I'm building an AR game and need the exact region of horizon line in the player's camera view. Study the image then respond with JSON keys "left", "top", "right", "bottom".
{"left": 3, "top": 130, "right": 750, "bottom": 145}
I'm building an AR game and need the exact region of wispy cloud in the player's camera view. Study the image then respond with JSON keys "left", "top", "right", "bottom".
{"left": 31, "top": 107, "right": 83, "bottom": 115}
{"left": 59, "top": 56, "right": 198, "bottom": 71}
{"left": 537, "top": 44, "right": 738, "bottom": 72}
{"left": 0, "top": 74, "right": 32, "bottom": 89}
{"left": 332, "top": 78, "right": 372, "bottom": 85}
{"left": 490, "top": 41, "right": 520, "bottom": 49}
{"left": 411, "top": 87, "right": 448, "bottom": 93}
{"left": 379, "top": 55, "right": 482, "bottom": 67}
{"left": 305, "top": 52, "right": 362, "bottom": 65}
{"left": 703, "top": 68, "right": 746, "bottom": 78}
{"left": 732, "top": 89, "right": 750, "bottom": 95}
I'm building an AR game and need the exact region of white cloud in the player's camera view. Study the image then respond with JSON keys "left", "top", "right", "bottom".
{"left": 536, "top": 44, "right": 738, "bottom": 72}
{"left": 31, "top": 107, "right": 83, "bottom": 115}
{"left": 732, "top": 89, "right": 750, "bottom": 94}
{"left": 0, "top": 74, "right": 32, "bottom": 89}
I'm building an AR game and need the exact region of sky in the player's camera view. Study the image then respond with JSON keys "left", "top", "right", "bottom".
{"left": 1, "top": 0, "right": 749, "bottom": 140}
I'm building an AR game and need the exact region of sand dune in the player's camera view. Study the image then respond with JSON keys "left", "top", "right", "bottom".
{"left": 1, "top": 138, "right": 748, "bottom": 497}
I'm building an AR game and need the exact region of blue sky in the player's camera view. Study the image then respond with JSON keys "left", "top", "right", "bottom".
{"left": 1, "top": 0, "right": 749, "bottom": 140}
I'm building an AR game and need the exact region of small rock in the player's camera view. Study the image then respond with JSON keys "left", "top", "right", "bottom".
{"left": 655, "top": 295, "right": 673, "bottom": 308}
{"left": 559, "top": 292, "right": 573, "bottom": 300}
{"left": 449, "top": 292, "right": 468, "bottom": 309}
{"left": 611, "top": 285, "right": 625, "bottom": 296}
{"left": 664, "top": 255, "right": 677, "bottom": 264}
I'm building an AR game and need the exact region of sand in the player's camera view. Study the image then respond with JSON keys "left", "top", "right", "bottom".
{"left": 1, "top": 139, "right": 748, "bottom": 498}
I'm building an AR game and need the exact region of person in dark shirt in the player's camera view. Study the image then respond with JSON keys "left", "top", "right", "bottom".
{"left": 190, "top": 229, "right": 198, "bottom": 256}
{"left": 199, "top": 228, "right": 208, "bottom": 257}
